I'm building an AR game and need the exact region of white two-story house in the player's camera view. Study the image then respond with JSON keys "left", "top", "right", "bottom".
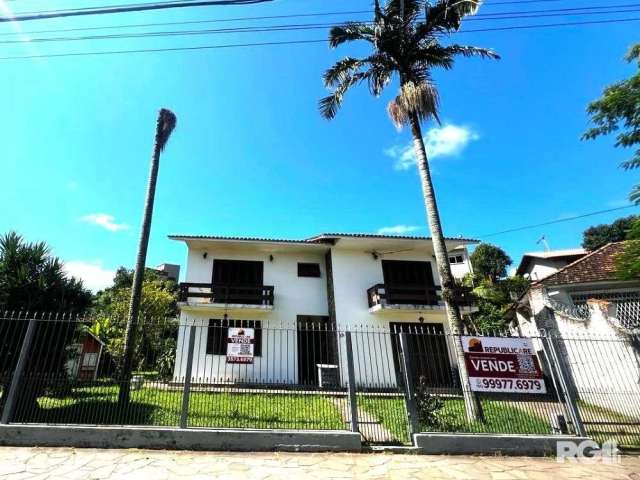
{"left": 170, "top": 233, "right": 477, "bottom": 388}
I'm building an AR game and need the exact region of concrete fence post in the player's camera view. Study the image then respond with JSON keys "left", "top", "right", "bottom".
{"left": 399, "top": 332, "right": 420, "bottom": 436}
{"left": 1, "top": 318, "right": 38, "bottom": 424}
{"left": 179, "top": 325, "right": 197, "bottom": 429}
{"left": 344, "top": 331, "right": 359, "bottom": 433}
{"left": 545, "top": 334, "right": 586, "bottom": 437}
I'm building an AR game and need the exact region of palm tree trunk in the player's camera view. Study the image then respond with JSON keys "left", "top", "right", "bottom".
{"left": 118, "top": 112, "right": 171, "bottom": 406}
{"left": 409, "top": 112, "right": 483, "bottom": 422}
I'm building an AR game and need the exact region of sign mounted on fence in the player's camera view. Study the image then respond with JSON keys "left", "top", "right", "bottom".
{"left": 461, "top": 336, "right": 546, "bottom": 394}
{"left": 226, "top": 327, "right": 255, "bottom": 364}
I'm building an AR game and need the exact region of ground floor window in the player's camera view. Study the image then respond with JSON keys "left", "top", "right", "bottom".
{"left": 206, "top": 318, "right": 262, "bottom": 356}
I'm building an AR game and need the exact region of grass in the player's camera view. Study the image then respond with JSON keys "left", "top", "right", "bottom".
{"left": 28, "top": 384, "right": 345, "bottom": 430}
{"left": 578, "top": 400, "right": 640, "bottom": 448}
{"left": 357, "top": 395, "right": 552, "bottom": 445}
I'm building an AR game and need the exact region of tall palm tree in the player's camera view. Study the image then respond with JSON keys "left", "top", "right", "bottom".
{"left": 320, "top": 0, "right": 498, "bottom": 421}
{"left": 118, "top": 108, "right": 177, "bottom": 406}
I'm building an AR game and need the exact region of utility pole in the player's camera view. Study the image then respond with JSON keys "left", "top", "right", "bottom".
{"left": 118, "top": 108, "right": 177, "bottom": 406}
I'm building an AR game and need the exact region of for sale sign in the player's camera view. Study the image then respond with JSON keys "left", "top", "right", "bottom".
{"left": 461, "top": 336, "right": 546, "bottom": 394}
{"left": 226, "top": 327, "right": 255, "bottom": 364}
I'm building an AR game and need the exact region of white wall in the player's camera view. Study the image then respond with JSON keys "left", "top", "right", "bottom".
{"left": 174, "top": 246, "right": 329, "bottom": 382}
{"left": 524, "top": 258, "right": 566, "bottom": 281}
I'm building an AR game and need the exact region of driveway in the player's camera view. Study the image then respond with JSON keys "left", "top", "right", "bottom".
{"left": 1, "top": 446, "right": 639, "bottom": 479}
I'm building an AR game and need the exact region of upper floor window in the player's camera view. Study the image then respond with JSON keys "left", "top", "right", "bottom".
{"left": 449, "top": 255, "right": 464, "bottom": 265}
{"left": 298, "top": 262, "right": 321, "bottom": 278}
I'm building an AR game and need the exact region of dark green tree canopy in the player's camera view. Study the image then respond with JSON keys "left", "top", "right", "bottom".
{"left": 582, "top": 215, "right": 638, "bottom": 251}
{"left": 615, "top": 218, "right": 640, "bottom": 280}
{"left": 469, "top": 243, "right": 512, "bottom": 284}
{"left": 0, "top": 231, "right": 91, "bottom": 312}
{"left": 582, "top": 44, "right": 640, "bottom": 203}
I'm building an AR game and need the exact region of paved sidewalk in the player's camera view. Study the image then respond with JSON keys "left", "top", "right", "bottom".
{"left": 1, "top": 446, "right": 639, "bottom": 479}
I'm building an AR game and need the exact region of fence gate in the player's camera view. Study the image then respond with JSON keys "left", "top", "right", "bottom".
{"left": 553, "top": 333, "right": 640, "bottom": 449}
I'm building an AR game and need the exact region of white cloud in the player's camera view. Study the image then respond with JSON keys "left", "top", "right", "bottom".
{"left": 385, "top": 123, "right": 480, "bottom": 170}
{"left": 80, "top": 213, "right": 130, "bottom": 232}
{"left": 377, "top": 225, "right": 421, "bottom": 235}
{"left": 64, "top": 260, "right": 115, "bottom": 292}
{"left": 508, "top": 267, "right": 517, "bottom": 278}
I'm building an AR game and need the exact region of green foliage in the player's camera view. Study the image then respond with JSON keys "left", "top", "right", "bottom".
{"left": 464, "top": 273, "right": 530, "bottom": 332}
{"left": 414, "top": 376, "right": 445, "bottom": 429}
{"left": 615, "top": 218, "right": 640, "bottom": 280}
{"left": 320, "top": 0, "right": 499, "bottom": 124}
{"left": 92, "top": 270, "right": 178, "bottom": 372}
{"left": 582, "top": 44, "right": 640, "bottom": 204}
{"left": 469, "top": 243, "right": 512, "bottom": 284}
{"left": 0, "top": 231, "right": 91, "bottom": 312}
{"left": 582, "top": 215, "right": 638, "bottom": 251}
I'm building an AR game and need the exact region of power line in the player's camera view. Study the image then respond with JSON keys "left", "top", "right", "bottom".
{"left": 1, "top": 13, "right": 639, "bottom": 60}
{"left": 1, "top": 3, "right": 638, "bottom": 43}
{"left": 3, "top": 9, "right": 640, "bottom": 45}
{"left": 0, "top": 2, "right": 635, "bottom": 38}
{"left": 478, "top": 205, "right": 637, "bottom": 238}
{"left": 0, "top": 0, "right": 271, "bottom": 23}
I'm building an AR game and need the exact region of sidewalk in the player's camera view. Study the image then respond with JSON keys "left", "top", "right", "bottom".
{"left": 1, "top": 446, "right": 639, "bottom": 479}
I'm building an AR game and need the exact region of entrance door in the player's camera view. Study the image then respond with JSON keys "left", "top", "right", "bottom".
{"left": 212, "top": 259, "right": 264, "bottom": 304}
{"left": 389, "top": 322, "right": 454, "bottom": 389}
{"left": 296, "top": 315, "right": 335, "bottom": 386}
{"left": 381, "top": 260, "right": 437, "bottom": 305}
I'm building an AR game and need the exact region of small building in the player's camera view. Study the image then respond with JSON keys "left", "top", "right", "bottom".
{"left": 515, "top": 248, "right": 586, "bottom": 282}
{"left": 170, "top": 233, "right": 478, "bottom": 388}
{"left": 67, "top": 331, "right": 104, "bottom": 381}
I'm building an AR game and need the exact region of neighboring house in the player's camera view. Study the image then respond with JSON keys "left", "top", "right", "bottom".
{"left": 67, "top": 331, "right": 104, "bottom": 381}
{"left": 155, "top": 263, "right": 180, "bottom": 282}
{"left": 170, "top": 233, "right": 477, "bottom": 388}
{"left": 515, "top": 248, "right": 586, "bottom": 281}
{"left": 511, "top": 242, "right": 640, "bottom": 416}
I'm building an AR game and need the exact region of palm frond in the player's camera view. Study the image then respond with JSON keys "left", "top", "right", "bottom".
{"left": 157, "top": 108, "right": 177, "bottom": 151}
{"left": 444, "top": 44, "right": 500, "bottom": 60}
{"left": 328, "top": 23, "right": 375, "bottom": 49}
{"left": 630, "top": 184, "right": 640, "bottom": 205}
{"left": 319, "top": 72, "right": 370, "bottom": 119}
{"left": 322, "top": 57, "right": 363, "bottom": 87}
{"left": 621, "top": 152, "right": 640, "bottom": 170}
{"left": 424, "top": 0, "right": 482, "bottom": 33}
{"left": 387, "top": 80, "right": 440, "bottom": 129}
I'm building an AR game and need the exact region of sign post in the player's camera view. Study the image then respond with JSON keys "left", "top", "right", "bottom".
{"left": 461, "top": 336, "right": 547, "bottom": 394}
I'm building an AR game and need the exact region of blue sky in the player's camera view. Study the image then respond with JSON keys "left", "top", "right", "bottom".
{"left": 1, "top": 0, "right": 639, "bottom": 290}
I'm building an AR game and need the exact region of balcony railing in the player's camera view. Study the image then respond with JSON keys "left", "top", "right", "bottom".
{"left": 367, "top": 284, "right": 475, "bottom": 309}
{"left": 178, "top": 283, "right": 275, "bottom": 306}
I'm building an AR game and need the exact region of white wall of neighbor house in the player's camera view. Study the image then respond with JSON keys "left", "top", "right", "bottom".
{"left": 523, "top": 258, "right": 566, "bottom": 281}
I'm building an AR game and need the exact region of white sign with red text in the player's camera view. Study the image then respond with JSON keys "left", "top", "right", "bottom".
{"left": 226, "top": 327, "right": 255, "bottom": 364}
{"left": 461, "top": 336, "right": 546, "bottom": 394}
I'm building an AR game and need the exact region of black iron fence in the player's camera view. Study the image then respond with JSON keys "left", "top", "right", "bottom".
{"left": 0, "top": 312, "right": 638, "bottom": 448}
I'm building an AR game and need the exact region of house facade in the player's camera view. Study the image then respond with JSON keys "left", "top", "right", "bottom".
{"left": 170, "top": 233, "right": 477, "bottom": 388}
{"left": 515, "top": 248, "right": 586, "bottom": 282}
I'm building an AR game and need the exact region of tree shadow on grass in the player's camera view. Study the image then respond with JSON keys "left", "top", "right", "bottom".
{"left": 17, "top": 400, "right": 161, "bottom": 426}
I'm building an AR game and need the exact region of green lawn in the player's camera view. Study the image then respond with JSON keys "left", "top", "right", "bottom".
{"left": 578, "top": 400, "right": 640, "bottom": 448}
{"left": 30, "top": 384, "right": 345, "bottom": 430}
{"left": 357, "top": 395, "right": 552, "bottom": 444}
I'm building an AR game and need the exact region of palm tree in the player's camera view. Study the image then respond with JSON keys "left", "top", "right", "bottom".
{"left": 118, "top": 108, "right": 177, "bottom": 406}
{"left": 320, "top": 0, "right": 498, "bottom": 421}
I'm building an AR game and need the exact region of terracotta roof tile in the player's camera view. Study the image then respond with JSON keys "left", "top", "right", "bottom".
{"left": 539, "top": 242, "right": 626, "bottom": 286}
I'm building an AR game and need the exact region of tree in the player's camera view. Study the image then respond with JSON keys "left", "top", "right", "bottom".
{"left": 615, "top": 218, "right": 640, "bottom": 280}
{"left": 582, "top": 215, "right": 638, "bottom": 251}
{"left": 0, "top": 231, "right": 91, "bottom": 418}
{"left": 92, "top": 280, "right": 177, "bottom": 376}
{"left": 119, "top": 108, "right": 177, "bottom": 406}
{"left": 320, "top": 0, "right": 499, "bottom": 421}
{"left": 469, "top": 243, "right": 512, "bottom": 284}
{"left": 582, "top": 44, "right": 640, "bottom": 204}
